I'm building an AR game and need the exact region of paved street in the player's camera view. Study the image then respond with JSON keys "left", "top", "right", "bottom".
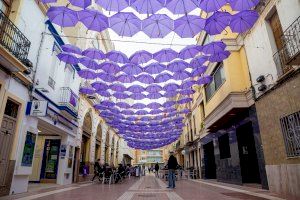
{"left": 0, "top": 175, "right": 284, "bottom": 200}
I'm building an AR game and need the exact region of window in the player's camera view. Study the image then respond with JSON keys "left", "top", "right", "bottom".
{"left": 205, "top": 64, "right": 226, "bottom": 101}
{"left": 280, "top": 111, "right": 300, "bottom": 157}
{"left": 218, "top": 133, "right": 231, "bottom": 159}
{"left": 4, "top": 99, "right": 19, "bottom": 118}
{"left": 269, "top": 11, "right": 284, "bottom": 50}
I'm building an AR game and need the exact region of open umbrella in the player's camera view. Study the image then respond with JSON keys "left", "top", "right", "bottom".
{"left": 155, "top": 73, "right": 172, "bottom": 83}
{"left": 117, "top": 74, "right": 135, "bottom": 83}
{"left": 209, "top": 50, "right": 230, "bottom": 62}
{"left": 181, "top": 79, "right": 196, "bottom": 89}
{"left": 113, "top": 92, "right": 129, "bottom": 99}
{"left": 96, "top": 90, "right": 111, "bottom": 97}
{"left": 79, "top": 87, "right": 94, "bottom": 95}
{"left": 229, "top": 0, "right": 260, "bottom": 11}
{"left": 202, "top": 41, "right": 226, "bottom": 54}
{"left": 47, "top": 6, "right": 78, "bottom": 27}
{"left": 137, "top": 74, "right": 155, "bottom": 84}
{"left": 190, "top": 56, "right": 209, "bottom": 68}
{"left": 110, "top": 83, "right": 127, "bottom": 92}
{"left": 153, "top": 48, "right": 178, "bottom": 62}
{"left": 132, "top": 103, "right": 147, "bottom": 109}
{"left": 229, "top": 10, "right": 259, "bottom": 33}
{"left": 116, "top": 102, "right": 131, "bottom": 109}
{"left": 142, "top": 14, "right": 173, "bottom": 38}
{"left": 191, "top": 65, "right": 208, "bottom": 76}
{"left": 164, "top": 91, "right": 178, "bottom": 98}
{"left": 57, "top": 52, "right": 79, "bottom": 65}
{"left": 196, "top": 75, "right": 213, "bottom": 84}
{"left": 150, "top": 109, "right": 163, "bottom": 115}
{"left": 82, "top": 48, "right": 105, "bottom": 60}
{"left": 174, "top": 15, "right": 205, "bottom": 38}
{"left": 78, "top": 9, "right": 108, "bottom": 32}
{"left": 97, "top": 72, "right": 116, "bottom": 82}
{"left": 95, "top": 0, "right": 130, "bottom": 12}
{"left": 179, "top": 89, "right": 195, "bottom": 95}
{"left": 166, "top": 0, "right": 198, "bottom": 14}
{"left": 129, "top": 50, "right": 152, "bottom": 64}
{"left": 99, "top": 61, "right": 121, "bottom": 74}
{"left": 128, "top": 85, "right": 145, "bottom": 93}
{"left": 178, "top": 97, "right": 193, "bottom": 104}
{"left": 78, "top": 70, "right": 96, "bottom": 79}
{"left": 122, "top": 63, "right": 143, "bottom": 75}
{"left": 136, "top": 110, "right": 149, "bottom": 115}
{"left": 167, "top": 60, "right": 189, "bottom": 72}
{"left": 106, "top": 50, "right": 129, "bottom": 63}
{"left": 205, "top": 11, "right": 232, "bottom": 35}
{"left": 148, "top": 93, "right": 162, "bottom": 99}
{"left": 131, "top": 0, "right": 164, "bottom": 14}
{"left": 79, "top": 57, "right": 99, "bottom": 70}
{"left": 131, "top": 93, "right": 146, "bottom": 100}
{"left": 173, "top": 70, "right": 190, "bottom": 80}
{"left": 145, "top": 85, "right": 162, "bottom": 93}
{"left": 163, "top": 101, "right": 176, "bottom": 107}
{"left": 69, "top": 0, "right": 91, "bottom": 9}
{"left": 198, "top": 0, "right": 227, "bottom": 12}
{"left": 41, "top": 0, "right": 57, "bottom": 3}
{"left": 144, "top": 63, "right": 166, "bottom": 74}
{"left": 61, "top": 44, "right": 81, "bottom": 55}
{"left": 122, "top": 110, "right": 135, "bottom": 115}
{"left": 147, "top": 102, "right": 162, "bottom": 109}
{"left": 164, "top": 83, "right": 179, "bottom": 91}
{"left": 91, "top": 82, "right": 109, "bottom": 90}
{"left": 179, "top": 45, "right": 202, "bottom": 59}
{"left": 109, "top": 12, "right": 141, "bottom": 37}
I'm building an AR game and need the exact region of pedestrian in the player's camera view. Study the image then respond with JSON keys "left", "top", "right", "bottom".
{"left": 167, "top": 152, "right": 178, "bottom": 189}
{"left": 155, "top": 162, "right": 159, "bottom": 178}
{"left": 91, "top": 159, "right": 101, "bottom": 181}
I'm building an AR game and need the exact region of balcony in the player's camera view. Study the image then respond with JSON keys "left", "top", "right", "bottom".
{"left": 59, "top": 87, "right": 79, "bottom": 117}
{"left": 0, "top": 9, "right": 31, "bottom": 72}
{"left": 273, "top": 16, "right": 300, "bottom": 77}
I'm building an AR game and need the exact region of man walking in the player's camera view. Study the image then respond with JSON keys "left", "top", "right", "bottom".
{"left": 167, "top": 152, "right": 178, "bottom": 189}
{"left": 155, "top": 162, "right": 159, "bottom": 178}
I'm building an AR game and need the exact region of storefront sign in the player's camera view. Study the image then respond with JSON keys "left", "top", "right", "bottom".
{"left": 21, "top": 132, "right": 36, "bottom": 167}
{"left": 27, "top": 101, "right": 48, "bottom": 117}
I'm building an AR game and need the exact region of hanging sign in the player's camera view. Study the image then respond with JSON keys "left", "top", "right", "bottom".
{"left": 27, "top": 101, "right": 48, "bottom": 117}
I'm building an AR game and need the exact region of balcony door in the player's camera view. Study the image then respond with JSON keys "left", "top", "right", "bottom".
{"left": 270, "top": 11, "right": 284, "bottom": 50}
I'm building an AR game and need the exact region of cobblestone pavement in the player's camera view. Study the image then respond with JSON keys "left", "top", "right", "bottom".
{"left": 0, "top": 175, "right": 285, "bottom": 200}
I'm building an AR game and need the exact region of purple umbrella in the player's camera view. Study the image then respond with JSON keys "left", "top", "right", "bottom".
{"left": 113, "top": 92, "right": 129, "bottom": 99}
{"left": 229, "top": 0, "right": 260, "bottom": 11}
{"left": 166, "top": 0, "right": 198, "bottom": 14}
{"left": 106, "top": 50, "right": 129, "bottom": 64}
{"left": 137, "top": 74, "right": 155, "bottom": 84}
{"left": 167, "top": 60, "right": 189, "bottom": 72}
{"left": 209, "top": 50, "right": 230, "bottom": 62}
{"left": 190, "top": 56, "right": 209, "bottom": 68}
{"left": 145, "top": 85, "right": 162, "bottom": 93}
{"left": 148, "top": 93, "right": 162, "bottom": 99}
{"left": 198, "top": 0, "right": 227, "bottom": 12}
{"left": 110, "top": 83, "right": 127, "bottom": 92}
{"left": 69, "top": 0, "right": 91, "bottom": 9}
{"left": 178, "top": 97, "right": 193, "bottom": 104}
{"left": 173, "top": 71, "right": 190, "bottom": 80}
{"left": 131, "top": 93, "right": 146, "bottom": 100}
{"left": 99, "top": 61, "right": 121, "bottom": 74}
{"left": 164, "top": 83, "right": 179, "bottom": 91}
{"left": 191, "top": 65, "right": 208, "bottom": 76}
{"left": 229, "top": 10, "right": 259, "bottom": 33}
{"left": 132, "top": 103, "right": 147, "bottom": 109}
{"left": 142, "top": 14, "right": 173, "bottom": 38}
{"left": 95, "top": 0, "right": 130, "bottom": 12}
{"left": 147, "top": 102, "right": 162, "bottom": 109}
{"left": 57, "top": 52, "right": 79, "bottom": 65}
{"left": 47, "top": 6, "right": 78, "bottom": 27}
{"left": 179, "top": 89, "right": 195, "bottom": 95}
{"left": 122, "top": 63, "right": 143, "bottom": 75}
{"left": 41, "top": 0, "right": 57, "bottom": 3}
{"left": 153, "top": 48, "right": 178, "bottom": 62}
{"left": 78, "top": 9, "right": 108, "bottom": 32}
{"left": 79, "top": 87, "right": 94, "bottom": 95}
{"left": 128, "top": 85, "right": 144, "bottom": 93}
{"left": 202, "top": 41, "right": 226, "bottom": 54}
{"left": 129, "top": 50, "right": 152, "bottom": 64}
{"left": 96, "top": 90, "right": 111, "bottom": 97}
{"left": 181, "top": 79, "right": 196, "bottom": 89}
{"left": 205, "top": 11, "right": 232, "bottom": 35}
{"left": 196, "top": 75, "right": 213, "bottom": 84}
{"left": 180, "top": 108, "right": 191, "bottom": 114}
{"left": 91, "top": 82, "right": 109, "bottom": 90}
{"left": 144, "top": 63, "right": 166, "bottom": 74}
{"left": 117, "top": 102, "right": 131, "bottom": 109}
{"left": 150, "top": 109, "right": 162, "bottom": 115}
{"left": 131, "top": 0, "right": 164, "bottom": 14}
{"left": 117, "top": 74, "right": 135, "bottom": 83}
{"left": 97, "top": 72, "right": 116, "bottom": 82}
{"left": 179, "top": 45, "right": 202, "bottom": 59}
{"left": 82, "top": 48, "right": 105, "bottom": 60}
{"left": 155, "top": 73, "right": 172, "bottom": 83}
{"left": 109, "top": 12, "right": 141, "bottom": 37}
{"left": 163, "top": 101, "right": 176, "bottom": 107}
{"left": 136, "top": 110, "right": 149, "bottom": 115}
{"left": 61, "top": 44, "right": 81, "bottom": 55}
{"left": 101, "top": 100, "right": 115, "bottom": 107}
{"left": 164, "top": 91, "right": 178, "bottom": 98}
{"left": 122, "top": 110, "right": 135, "bottom": 115}
{"left": 174, "top": 15, "right": 205, "bottom": 38}
{"left": 79, "top": 57, "right": 99, "bottom": 70}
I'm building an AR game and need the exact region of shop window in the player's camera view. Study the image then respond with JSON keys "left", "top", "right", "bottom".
{"left": 21, "top": 132, "right": 36, "bottom": 167}
{"left": 4, "top": 99, "right": 19, "bottom": 118}
{"left": 218, "top": 133, "right": 231, "bottom": 159}
{"left": 205, "top": 64, "right": 226, "bottom": 101}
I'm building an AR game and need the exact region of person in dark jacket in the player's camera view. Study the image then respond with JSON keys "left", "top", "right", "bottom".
{"left": 167, "top": 152, "right": 178, "bottom": 189}
{"left": 92, "top": 159, "right": 101, "bottom": 181}
{"left": 155, "top": 163, "right": 160, "bottom": 178}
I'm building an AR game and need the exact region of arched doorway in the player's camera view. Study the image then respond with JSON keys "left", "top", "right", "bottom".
{"left": 95, "top": 123, "right": 102, "bottom": 162}
{"left": 104, "top": 131, "right": 110, "bottom": 164}
{"left": 80, "top": 112, "right": 92, "bottom": 175}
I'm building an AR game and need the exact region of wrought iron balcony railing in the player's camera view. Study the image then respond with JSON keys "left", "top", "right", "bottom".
{"left": 0, "top": 9, "right": 31, "bottom": 65}
{"left": 273, "top": 16, "right": 300, "bottom": 77}
{"left": 59, "top": 87, "right": 79, "bottom": 114}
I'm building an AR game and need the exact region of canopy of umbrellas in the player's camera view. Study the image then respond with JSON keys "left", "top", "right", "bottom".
{"left": 42, "top": 0, "right": 261, "bottom": 150}
{"left": 44, "top": 0, "right": 260, "bottom": 38}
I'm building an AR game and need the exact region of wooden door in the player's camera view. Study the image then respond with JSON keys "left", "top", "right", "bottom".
{"left": 270, "top": 11, "right": 284, "bottom": 50}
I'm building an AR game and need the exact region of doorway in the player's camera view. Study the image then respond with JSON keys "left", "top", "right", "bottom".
{"left": 72, "top": 147, "right": 80, "bottom": 183}
{"left": 236, "top": 122, "right": 261, "bottom": 184}
{"left": 203, "top": 141, "right": 216, "bottom": 179}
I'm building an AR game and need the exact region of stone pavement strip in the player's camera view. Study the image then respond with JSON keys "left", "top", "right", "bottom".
{"left": 0, "top": 175, "right": 286, "bottom": 200}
